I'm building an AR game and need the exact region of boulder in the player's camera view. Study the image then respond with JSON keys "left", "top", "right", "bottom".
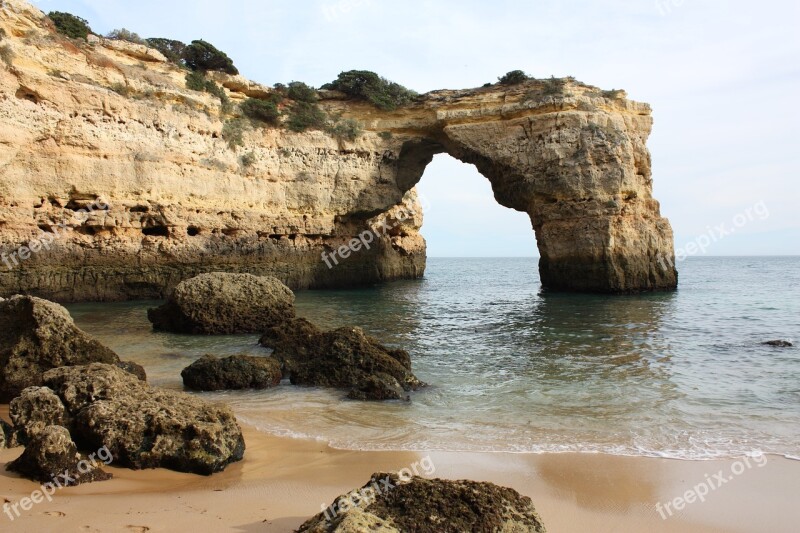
{"left": 42, "top": 364, "right": 245, "bottom": 475}
{"left": 0, "top": 296, "right": 120, "bottom": 402}
{"left": 181, "top": 354, "right": 282, "bottom": 391}
{"left": 763, "top": 340, "right": 793, "bottom": 347}
{"left": 9, "top": 386, "right": 68, "bottom": 445}
{"left": 6, "top": 425, "right": 112, "bottom": 485}
{"left": 148, "top": 273, "right": 296, "bottom": 334}
{"left": 297, "top": 473, "right": 547, "bottom": 533}
{"left": 116, "top": 360, "right": 148, "bottom": 381}
{"left": 260, "top": 319, "right": 423, "bottom": 401}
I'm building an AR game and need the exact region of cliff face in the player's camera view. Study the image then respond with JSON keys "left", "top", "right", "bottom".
{"left": 0, "top": 0, "right": 676, "bottom": 301}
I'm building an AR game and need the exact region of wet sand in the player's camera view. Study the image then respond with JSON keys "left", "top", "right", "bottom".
{"left": 0, "top": 406, "right": 797, "bottom": 532}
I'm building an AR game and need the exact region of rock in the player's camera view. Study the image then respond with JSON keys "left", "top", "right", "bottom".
{"left": 6, "top": 425, "right": 112, "bottom": 485}
{"left": 0, "top": 2, "right": 673, "bottom": 301}
{"left": 9, "top": 386, "right": 68, "bottom": 445}
{"left": 101, "top": 38, "right": 167, "bottom": 62}
{"left": 0, "top": 419, "right": 12, "bottom": 448}
{"left": 0, "top": 296, "right": 120, "bottom": 402}
{"left": 181, "top": 354, "right": 282, "bottom": 391}
{"left": 42, "top": 363, "right": 245, "bottom": 475}
{"left": 147, "top": 273, "right": 296, "bottom": 334}
{"left": 763, "top": 340, "right": 793, "bottom": 347}
{"left": 297, "top": 473, "right": 547, "bottom": 533}
{"left": 116, "top": 360, "right": 148, "bottom": 381}
{"left": 260, "top": 319, "right": 423, "bottom": 401}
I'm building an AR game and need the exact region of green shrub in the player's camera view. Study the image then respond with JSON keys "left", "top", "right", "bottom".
{"left": 542, "top": 76, "right": 566, "bottom": 95}
{"left": 498, "top": 70, "right": 529, "bottom": 85}
{"left": 222, "top": 119, "right": 246, "bottom": 149}
{"left": 145, "top": 38, "right": 186, "bottom": 66}
{"left": 185, "top": 72, "right": 232, "bottom": 114}
{"left": 240, "top": 151, "right": 256, "bottom": 168}
{"left": 321, "top": 70, "right": 417, "bottom": 111}
{"left": 287, "top": 81, "right": 317, "bottom": 103}
{"left": 601, "top": 89, "right": 625, "bottom": 99}
{"left": 327, "top": 117, "right": 362, "bottom": 142}
{"left": 378, "top": 131, "right": 393, "bottom": 140}
{"left": 0, "top": 44, "right": 13, "bottom": 68}
{"left": 185, "top": 70, "right": 207, "bottom": 91}
{"left": 241, "top": 98, "right": 280, "bottom": 126}
{"left": 48, "top": 11, "right": 92, "bottom": 41}
{"left": 183, "top": 39, "right": 238, "bottom": 75}
{"left": 286, "top": 102, "right": 327, "bottom": 132}
{"left": 109, "top": 82, "right": 131, "bottom": 97}
{"left": 106, "top": 28, "right": 146, "bottom": 45}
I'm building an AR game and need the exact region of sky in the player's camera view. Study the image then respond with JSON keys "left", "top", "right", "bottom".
{"left": 32, "top": 0, "right": 800, "bottom": 257}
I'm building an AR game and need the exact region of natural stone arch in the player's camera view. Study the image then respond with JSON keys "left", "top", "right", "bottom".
{"left": 369, "top": 81, "right": 678, "bottom": 293}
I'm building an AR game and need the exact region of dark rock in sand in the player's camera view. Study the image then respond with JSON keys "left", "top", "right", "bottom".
{"left": 6, "top": 425, "right": 112, "bottom": 485}
{"left": 42, "top": 363, "right": 245, "bottom": 475}
{"left": 762, "top": 340, "right": 793, "bottom": 347}
{"left": 0, "top": 295, "right": 120, "bottom": 402}
{"left": 148, "top": 272, "right": 296, "bottom": 334}
{"left": 182, "top": 354, "right": 282, "bottom": 391}
{"left": 260, "top": 318, "right": 423, "bottom": 401}
{"left": 297, "top": 473, "right": 547, "bottom": 533}
{"left": 9, "top": 386, "right": 68, "bottom": 445}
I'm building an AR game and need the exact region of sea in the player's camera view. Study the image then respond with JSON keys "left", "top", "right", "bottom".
{"left": 66, "top": 256, "right": 800, "bottom": 461}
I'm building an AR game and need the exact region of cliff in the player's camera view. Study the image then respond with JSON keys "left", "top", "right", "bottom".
{"left": 0, "top": 0, "right": 676, "bottom": 301}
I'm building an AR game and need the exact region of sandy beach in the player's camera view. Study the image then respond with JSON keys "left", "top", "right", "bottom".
{"left": 1, "top": 405, "right": 797, "bottom": 532}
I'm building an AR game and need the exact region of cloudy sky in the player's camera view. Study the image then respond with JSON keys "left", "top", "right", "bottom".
{"left": 33, "top": 0, "right": 800, "bottom": 257}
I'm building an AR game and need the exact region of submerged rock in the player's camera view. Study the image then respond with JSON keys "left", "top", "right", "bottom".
{"left": 41, "top": 363, "right": 245, "bottom": 475}
{"left": 297, "top": 473, "right": 547, "bottom": 533}
{"left": 6, "top": 425, "right": 112, "bottom": 485}
{"left": 260, "top": 319, "right": 423, "bottom": 401}
{"left": 0, "top": 295, "right": 120, "bottom": 402}
{"left": 181, "top": 354, "right": 282, "bottom": 391}
{"left": 148, "top": 272, "right": 296, "bottom": 334}
{"left": 762, "top": 340, "right": 793, "bottom": 347}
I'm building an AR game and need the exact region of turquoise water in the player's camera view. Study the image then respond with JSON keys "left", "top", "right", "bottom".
{"left": 67, "top": 257, "right": 800, "bottom": 460}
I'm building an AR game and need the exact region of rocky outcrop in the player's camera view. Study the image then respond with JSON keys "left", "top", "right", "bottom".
{"left": 260, "top": 318, "right": 423, "bottom": 400}
{"left": 298, "top": 473, "right": 547, "bottom": 533}
{"left": 148, "top": 272, "right": 295, "bottom": 334}
{"left": 0, "top": 0, "right": 675, "bottom": 300}
{"left": 0, "top": 295, "right": 120, "bottom": 401}
{"left": 5, "top": 425, "right": 112, "bottom": 485}
{"left": 40, "top": 363, "right": 245, "bottom": 475}
{"left": 763, "top": 340, "right": 793, "bottom": 347}
{"left": 181, "top": 354, "right": 282, "bottom": 391}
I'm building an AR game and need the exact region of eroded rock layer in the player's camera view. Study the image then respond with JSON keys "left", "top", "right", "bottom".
{"left": 0, "top": 0, "right": 675, "bottom": 300}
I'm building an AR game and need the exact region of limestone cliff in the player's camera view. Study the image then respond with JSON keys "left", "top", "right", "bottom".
{"left": 0, "top": 0, "right": 676, "bottom": 301}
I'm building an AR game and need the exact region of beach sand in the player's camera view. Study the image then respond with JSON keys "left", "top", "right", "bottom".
{"left": 0, "top": 406, "right": 797, "bottom": 532}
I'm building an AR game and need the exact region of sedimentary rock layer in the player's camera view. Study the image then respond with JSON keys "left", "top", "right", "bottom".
{"left": 0, "top": 0, "right": 676, "bottom": 300}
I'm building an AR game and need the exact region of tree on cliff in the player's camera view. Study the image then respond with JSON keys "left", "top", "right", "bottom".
{"left": 321, "top": 70, "right": 417, "bottom": 111}
{"left": 146, "top": 38, "right": 187, "bottom": 66}
{"left": 183, "top": 40, "right": 239, "bottom": 75}
{"left": 47, "top": 11, "right": 92, "bottom": 40}
{"left": 498, "top": 70, "right": 529, "bottom": 85}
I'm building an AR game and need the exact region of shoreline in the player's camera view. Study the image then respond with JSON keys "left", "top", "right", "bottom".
{"left": 2, "top": 407, "right": 798, "bottom": 532}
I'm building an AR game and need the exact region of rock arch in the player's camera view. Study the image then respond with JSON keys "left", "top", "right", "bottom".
{"left": 363, "top": 80, "right": 677, "bottom": 292}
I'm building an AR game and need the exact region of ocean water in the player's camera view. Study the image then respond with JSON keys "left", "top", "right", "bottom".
{"left": 66, "top": 257, "right": 800, "bottom": 461}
